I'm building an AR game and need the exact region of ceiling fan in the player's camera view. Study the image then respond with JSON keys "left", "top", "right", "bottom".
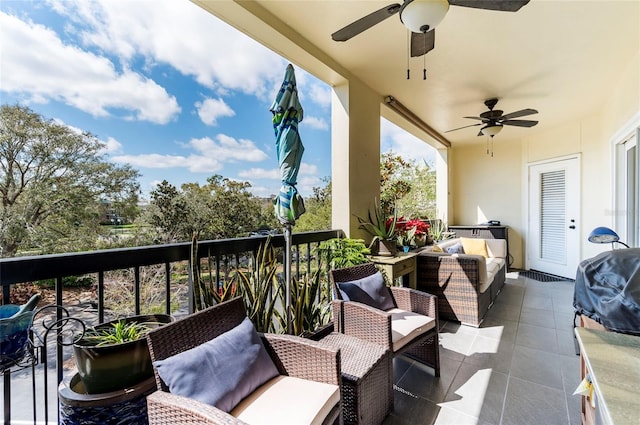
{"left": 446, "top": 98, "right": 539, "bottom": 137}
{"left": 331, "top": 0, "right": 530, "bottom": 57}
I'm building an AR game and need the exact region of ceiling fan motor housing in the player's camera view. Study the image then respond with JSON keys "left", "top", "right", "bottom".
{"left": 400, "top": 0, "right": 450, "bottom": 33}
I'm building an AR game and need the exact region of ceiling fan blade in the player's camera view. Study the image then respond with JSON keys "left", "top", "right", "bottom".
{"left": 448, "top": 0, "right": 530, "bottom": 12}
{"left": 410, "top": 30, "right": 435, "bottom": 57}
{"left": 501, "top": 119, "right": 538, "bottom": 127}
{"left": 331, "top": 3, "right": 402, "bottom": 41}
{"left": 463, "top": 116, "right": 485, "bottom": 121}
{"left": 445, "top": 123, "right": 482, "bottom": 133}
{"left": 500, "top": 108, "right": 538, "bottom": 120}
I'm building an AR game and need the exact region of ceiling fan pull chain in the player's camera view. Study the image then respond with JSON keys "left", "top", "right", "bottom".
{"left": 406, "top": 30, "right": 411, "bottom": 80}
{"left": 423, "top": 36, "right": 427, "bottom": 80}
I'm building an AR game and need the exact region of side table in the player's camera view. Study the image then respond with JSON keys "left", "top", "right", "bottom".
{"left": 321, "top": 332, "right": 393, "bottom": 425}
{"left": 369, "top": 252, "right": 417, "bottom": 288}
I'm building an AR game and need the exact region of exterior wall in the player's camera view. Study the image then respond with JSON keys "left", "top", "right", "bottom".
{"left": 451, "top": 49, "right": 640, "bottom": 267}
{"left": 450, "top": 138, "right": 524, "bottom": 268}
{"left": 331, "top": 79, "right": 382, "bottom": 240}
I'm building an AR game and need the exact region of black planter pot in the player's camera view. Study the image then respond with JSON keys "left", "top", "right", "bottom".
{"left": 73, "top": 313, "right": 173, "bottom": 394}
{"left": 59, "top": 373, "right": 156, "bottom": 425}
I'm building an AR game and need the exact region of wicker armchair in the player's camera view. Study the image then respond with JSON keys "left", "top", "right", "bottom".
{"left": 145, "top": 297, "right": 343, "bottom": 425}
{"left": 331, "top": 263, "right": 440, "bottom": 377}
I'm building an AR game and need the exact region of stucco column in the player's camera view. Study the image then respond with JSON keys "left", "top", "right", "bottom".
{"left": 331, "top": 80, "right": 381, "bottom": 239}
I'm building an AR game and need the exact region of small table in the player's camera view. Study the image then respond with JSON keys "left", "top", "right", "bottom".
{"left": 321, "top": 332, "right": 392, "bottom": 425}
{"left": 369, "top": 252, "right": 418, "bottom": 288}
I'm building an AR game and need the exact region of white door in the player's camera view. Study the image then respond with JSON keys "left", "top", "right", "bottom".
{"left": 528, "top": 157, "right": 580, "bottom": 278}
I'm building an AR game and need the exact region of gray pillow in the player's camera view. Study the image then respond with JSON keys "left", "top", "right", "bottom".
{"left": 446, "top": 242, "right": 465, "bottom": 254}
{"left": 338, "top": 271, "right": 396, "bottom": 311}
{"left": 153, "top": 316, "right": 279, "bottom": 413}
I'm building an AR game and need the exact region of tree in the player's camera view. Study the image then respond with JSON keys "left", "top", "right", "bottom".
{"left": 380, "top": 152, "right": 413, "bottom": 217}
{"left": 0, "top": 104, "right": 140, "bottom": 257}
{"left": 146, "top": 180, "right": 189, "bottom": 243}
{"left": 380, "top": 151, "right": 436, "bottom": 220}
{"left": 295, "top": 178, "right": 332, "bottom": 232}
{"left": 146, "top": 175, "right": 275, "bottom": 242}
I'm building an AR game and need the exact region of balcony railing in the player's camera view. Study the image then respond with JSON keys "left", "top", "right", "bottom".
{"left": 0, "top": 229, "right": 343, "bottom": 424}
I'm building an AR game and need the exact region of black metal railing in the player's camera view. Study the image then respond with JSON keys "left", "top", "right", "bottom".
{"left": 0, "top": 229, "right": 343, "bottom": 424}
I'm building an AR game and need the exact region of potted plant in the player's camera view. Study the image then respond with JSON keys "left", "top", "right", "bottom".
{"left": 316, "top": 237, "right": 371, "bottom": 269}
{"left": 355, "top": 199, "right": 398, "bottom": 256}
{"left": 72, "top": 313, "right": 174, "bottom": 394}
{"left": 396, "top": 225, "right": 416, "bottom": 252}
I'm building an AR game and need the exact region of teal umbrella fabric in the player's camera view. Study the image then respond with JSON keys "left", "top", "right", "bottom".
{"left": 270, "top": 64, "right": 305, "bottom": 225}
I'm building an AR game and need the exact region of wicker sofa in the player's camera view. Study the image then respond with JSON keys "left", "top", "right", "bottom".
{"left": 416, "top": 237, "right": 507, "bottom": 326}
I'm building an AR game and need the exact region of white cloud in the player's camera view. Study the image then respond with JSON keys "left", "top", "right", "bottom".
{"left": 48, "top": 0, "right": 287, "bottom": 100}
{"left": 112, "top": 134, "right": 268, "bottom": 173}
{"left": 308, "top": 83, "right": 331, "bottom": 108}
{"left": 299, "top": 163, "right": 318, "bottom": 176}
{"left": 0, "top": 11, "right": 181, "bottom": 124}
{"left": 303, "top": 116, "right": 329, "bottom": 131}
{"left": 238, "top": 168, "right": 281, "bottom": 180}
{"left": 102, "top": 137, "right": 123, "bottom": 154}
{"left": 188, "top": 135, "right": 269, "bottom": 162}
{"left": 381, "top": 118, "right": 436, "bottom": 167}
{"left": 196, "top": 98, "right": 235, "bottom": 126}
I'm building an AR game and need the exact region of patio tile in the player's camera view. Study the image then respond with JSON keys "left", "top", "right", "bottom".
{"left": 554, "top": 311, "right": 577, "bottom": 332}
{"left": 384, "top": 389, "right": 440, "bottom": 425}
{"left": 433, "top": 405, "right": 485, "bottom": 425}
{"left": 515, "top": 322, "right": 559, "bottom": 353}
{"left": 479, "top": 317, "right": 518, "bottom": 344}
{"left": 556, "top": 327, "right": 579, "bottom": 357}
{"left": 519, "top": 306, "right": 556, "bottom": 328}
{"left": 395, "top": 353, "right": 462, "bottom": 404}
{"left": 484, "top": 302, "right": 521, "bottom": 322}
{"left": 509, "top": 345, "right": 563, "bottom": 390}
{"left": 439, "top": 327, "right": 476, "bottom": 361}
{"left": 502, "top": 376, "right": 568, "bottom": 425}
{"left": 462, "top": 336, "right": 515, "bottom": 375}
{"left": 522, "top": 294, "right": 553, "bottom": 311}
{"left": 440, "top": 363, "right": 508, "bottom": 425}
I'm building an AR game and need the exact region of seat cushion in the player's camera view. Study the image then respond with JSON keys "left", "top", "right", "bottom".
{"left": 387, "top": 308, "right": 436, "bottom": 352}
{"left": 460, "top": 238, "right": 488, "bottom": 257}
{"left": 337, "top": 271, "right": 396, "bottom": 311}
{"left": 231, "top": 375, "right": 340, "bottom": 425}
{"left": 153, "top": 316, "right": 279, "bottom": 413}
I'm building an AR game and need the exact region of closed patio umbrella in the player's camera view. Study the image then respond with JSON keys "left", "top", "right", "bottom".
{"left": 270, "top": 63, "right": 305, "bottom": 333}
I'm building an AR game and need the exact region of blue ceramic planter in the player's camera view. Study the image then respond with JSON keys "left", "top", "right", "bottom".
{"left": 0, "top": 305, "right": 35, "bottom": 369}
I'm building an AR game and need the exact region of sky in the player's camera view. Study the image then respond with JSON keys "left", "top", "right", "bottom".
{"left": 0, "top": 0, "right": 436, "bottom": 200}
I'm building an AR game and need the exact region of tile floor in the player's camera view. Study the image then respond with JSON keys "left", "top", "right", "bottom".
{"left": 384, "top": 271, "right": 581, "bottom": 425}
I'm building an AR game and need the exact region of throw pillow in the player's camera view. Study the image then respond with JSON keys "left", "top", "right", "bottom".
{"left": 153, "top": 316, "right": 279, "bottom": 413}
{"left": 445, "top": 242, "right": 465, "bottom": 254}
{"left": 460, "top": 237, "right": 489, "bottom": 257}
{"left": 337, "top": 271, "right": 396, "bottom": 311}
{"left": 431, "top": 245, "right": 443, "bottom": 253}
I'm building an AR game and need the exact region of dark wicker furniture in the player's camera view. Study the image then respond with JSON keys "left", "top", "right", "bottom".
{"left": 320, "top": 332, "right": 392, "bottom": 425}
{"left": 416, "top": 239, "right": 507, "bottom": 327}
{"left": 145, "top": 297, "right": 342, "bottom": 425}
{"left": 330, "top": 262, "right": 440, "bottom": 377}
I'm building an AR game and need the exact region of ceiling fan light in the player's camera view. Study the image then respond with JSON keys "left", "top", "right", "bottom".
{"left": 400, "top": 0, "right": 450, "bottom": 34}
{"left": 481, "top": 124, "right": 503, "bottom": 137}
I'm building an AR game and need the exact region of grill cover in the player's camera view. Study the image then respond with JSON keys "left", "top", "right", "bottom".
{"left": 573, "top": 248, "right": 640, "bottom": 335}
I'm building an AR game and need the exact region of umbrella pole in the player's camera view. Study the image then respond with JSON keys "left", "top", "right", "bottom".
{"left": 284, "top": 224, "right": 292, "bottom": 334}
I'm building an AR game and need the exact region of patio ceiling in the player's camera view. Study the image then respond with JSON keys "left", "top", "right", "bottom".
{"left": 198, "top": 1, "right": 639, "bottom": 147}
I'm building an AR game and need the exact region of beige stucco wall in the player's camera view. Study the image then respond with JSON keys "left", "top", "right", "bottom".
{"left": 450, "top": 137, "right": 524, "bottom": 268}
{"left": 451, "top": 49, "right": 640, "bottom": 267}
{"left": 331, "top": 80, "right": 383, "bottom": 239}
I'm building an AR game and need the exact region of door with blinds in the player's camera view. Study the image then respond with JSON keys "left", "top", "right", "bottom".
{"left": 528, "top": 157, "right": 580, "bottom": 278}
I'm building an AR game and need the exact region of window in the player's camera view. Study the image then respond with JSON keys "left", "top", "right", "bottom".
{"left": 614, "top": 124, "right": 639, "bottom": 247}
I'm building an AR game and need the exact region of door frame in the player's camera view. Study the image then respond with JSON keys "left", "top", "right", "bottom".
{"left": 526, "top": 154, "right": 581, "bottom": 277}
